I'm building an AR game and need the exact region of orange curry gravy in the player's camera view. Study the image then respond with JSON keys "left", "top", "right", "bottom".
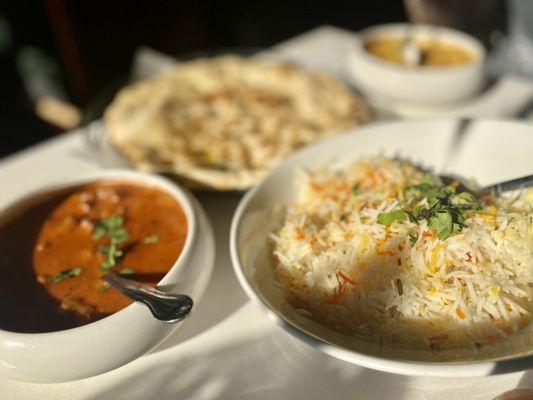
{"left": 0, "top": 181, "right": 187, "bottom": 333}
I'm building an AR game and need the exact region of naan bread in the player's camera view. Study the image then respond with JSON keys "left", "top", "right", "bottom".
{"left": 105, "top": 56, "right": 370, "bottom": 190}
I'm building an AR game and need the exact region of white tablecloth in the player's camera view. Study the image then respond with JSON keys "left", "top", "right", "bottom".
{"left": 1, "top": 26, "right": 532, "bottom": 400}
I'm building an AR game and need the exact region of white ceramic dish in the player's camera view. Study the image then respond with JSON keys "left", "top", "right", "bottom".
{"left": 346, "top": 23, "right": 486, "bottom": 105}
{"left": 230, "top": 119, "right": 533, "bottom": 377}
{"left": 0, "top": 170, "right": 215, "bottom": 383}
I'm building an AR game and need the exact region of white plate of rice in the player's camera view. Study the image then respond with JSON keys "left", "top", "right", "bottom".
{"left": 230, "top": 119, "right": 533, "bottom": 377}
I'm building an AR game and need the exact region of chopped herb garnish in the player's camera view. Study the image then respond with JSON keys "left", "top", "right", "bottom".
{"left": 374, "top": 180, "right": 482, "bottom": 242}
{"left": 396, "top": 278, "right": 403, "bottom": 295}
{"left": 93, "top": 216, "right": 130, "bottom": 244}
{"left": 98, "top": 245, "right": 110, "bottom": 255}
{"left": 455, "top": 191, "right": 478, "bottom": 205}
{"left": 92, "top": 215, "right": 130, "bottom": 270}
{"left": 118, "top": 268, "right": 134, "bottom": 275}
{"left": 377, "top": 210, "right": 408, "bottom": 225}
{"left": 143, "top": 235, "right": 160, "bottom": 244}
{"left": 100, "top": 260, "right": 113, "bottom": 270}
{"left": 99, "top": 243, "right": 123, "bottom": 269}
{"left": 101, "top": 215, "right": 124, "bottom": 229}
{"left": 92, "top": 226, "right": 106, "bottom": 240}
{"left": 50, "top": 267, "right": 83, "bottom": 284}
{"left": 108, "top": 244, "right": 120, "bottom": 259}
{"left": 420, "top": 175, "right": 435, "bottom": 185}
{"left": 428, "top": 211, "right": 453, "bottom": 240}
{"left": 402, "top": 182, "right": 482, "bottom": 240}
{"left": 109, "top": 228, "right": 130, "bottom": 245}
{"left": 351, "top": 184, "right": 361, "bottom": 195}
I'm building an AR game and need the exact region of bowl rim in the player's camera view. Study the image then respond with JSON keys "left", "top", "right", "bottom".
{"left": 229, "top": 118, "right": 533, "bottom": 377}
{"left": 0, "top": 169, "right": 197, "bottom": 338}
{"left": 353, "top": 22, "right": 486, "bottom": 74}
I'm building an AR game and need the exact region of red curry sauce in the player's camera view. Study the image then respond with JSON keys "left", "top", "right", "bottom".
{"left": 34, "top": 182, "right": 188, "bottom": 317}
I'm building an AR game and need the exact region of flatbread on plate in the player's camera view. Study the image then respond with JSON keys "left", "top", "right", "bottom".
{"left": 104, "top": 56, "right": 371, "bottom": 190}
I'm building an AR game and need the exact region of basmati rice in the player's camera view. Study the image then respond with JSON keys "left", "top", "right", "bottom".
{"left": 272, "top": 156, "right": 533, "bottom": 350}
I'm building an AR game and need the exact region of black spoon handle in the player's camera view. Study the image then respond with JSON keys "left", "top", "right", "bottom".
{"left": 102, "top": 274, "right": 193, "bottom": 323}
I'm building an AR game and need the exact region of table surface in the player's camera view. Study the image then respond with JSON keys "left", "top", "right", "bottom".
{"left": 1, "top": 26, "right": 532, "bottom": 400}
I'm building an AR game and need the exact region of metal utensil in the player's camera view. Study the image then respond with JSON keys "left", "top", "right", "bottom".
{"left": 438, "top": 173, "right": 533, "bottom": 197}
{"left": 102, "top": 274, "right": 193, "bottom": 323}
{"left": 393, "top": 153, "right": 533, "bottom": 197}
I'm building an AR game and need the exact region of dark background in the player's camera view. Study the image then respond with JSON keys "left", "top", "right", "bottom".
{"left": 0, "top": 0, "right": 407, "bottom": 158}
{"left": 0, "top": 0, "right": 506, "bottom": 158}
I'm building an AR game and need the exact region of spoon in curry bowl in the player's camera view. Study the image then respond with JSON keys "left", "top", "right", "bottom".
{"left": 102, "top": 274, "right": 193, "bottom": 323}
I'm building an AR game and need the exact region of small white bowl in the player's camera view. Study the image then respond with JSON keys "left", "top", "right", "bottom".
{"left": 230, "top": 119, "right": 533, "bottom": 377}
{"left": 346, "top": 23, "right": 486, "bottom": 105}
{"left": 0, "top": 170, "right": 215, "bottom": 383}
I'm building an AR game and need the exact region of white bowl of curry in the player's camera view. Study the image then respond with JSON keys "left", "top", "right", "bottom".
{"left": 0, "top": 170, "right": 214, "bottom": 382}
{"left": 346, "top": 23, "right": 486, "bottom": 105}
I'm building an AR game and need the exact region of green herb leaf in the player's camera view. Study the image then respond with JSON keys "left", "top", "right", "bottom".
{"left": 428, "top": 212, "right": 453, "bottom": 240}
{"left": 98, "top": 245, "right": 110, "bottom": 255}
{"left": 396, "top": 278, "right": 403, "bottom": 295}
{"left": 403, "top": 181, "right": 482, "bottom": 240}
{"left": 118, "top": 268, "right": 134, "bottom": 275}
{"left": 377, "top": 210, "right": 408, "bottom": 225}
{"left": 100, "top": 260, "right": 113, "bottom": 270}
{"left": 92, "top": 215, "right": 130, "bottom": 271}
{"left": 143, "top": 235, "right": 160, "bottom": 244}
{"left": 407, "top": 183, "right": 455, "bottom": 206}
{"left": 351, "top": 184, "right": 361, "bottom": 195}
{"left": 420, "top": 175, "right": 435, "bottom": 185}
{"left": 452, "top": 222, "right": 463, "bottom": 234}
{"left": 409, "top": 233, "right": 418, "bottom": 245}
{"left": 92, "top": 226, "right": 106, "bottom": 240}
{"left": 101, "top": 215, "right": 124, "bottom": 229}
{"left": 409, "top": 182, "right": 436, "bottom": 192}
{"left": 405, "top": 210, "right": 416, "bottom": 223}
{"left": 456, "top": 210, "right": 466, "bottom": 224}
{"left": 50, "top": 267, "right": 83, "bottom": 284}
{"left": 455, "top": 191, "right": 475, "bottom": 202}
{"left": 93, "top": 216, "right": 129, "bottom": 245}
{"left": 109, "top": 228, "right": 129, "bottom": 245}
